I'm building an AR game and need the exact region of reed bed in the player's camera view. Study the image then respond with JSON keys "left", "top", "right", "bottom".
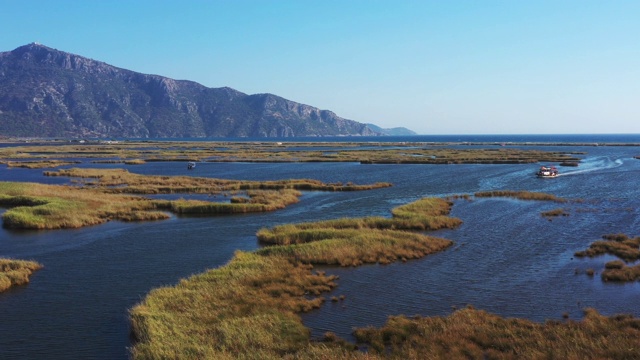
{"left": 257, "top": 230, "right": 452, "bottom": 266}
{"left": 1, "top": 141, "right": 580, "bottom": 165}
{"left": 475, "top": 190, "right": 565, "bottom": 202}
{"left": 575, "top": 234, "right": 640, "bottom": 262}
{"left": 575, "top": 234, "right": 640, "bottom": 282}
{"left": 0, "top": 258, "right": 43, "bottom": 292}
{"left": 5, "top": 160, "right": 81, "bottom": 168}
{"left": 44, "top": 168, "right": 392, "bottom": 194}
{"left": 130, "top": 197, "right": 458, "bottom": 358}
{"left": 2, "top": 168, "right": 388, "bottom": 229}
{"left": 257, "top": 198, "right": 461, "bottom": 247}
{"left": 129, "top": 251, "right": 341, "bottom": 359}
{"left": 541, "top": 208, "right": 569, "bottom": 218}
{"left": 353, "top": 306, "right": 640, "bottom": 359}
{"left": 0, "top": 181, "right": 167, "bottom": 229}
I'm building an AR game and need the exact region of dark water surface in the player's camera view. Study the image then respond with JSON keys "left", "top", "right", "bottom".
{"left": 1, "top": 139, "right": 640, "bottom": 359}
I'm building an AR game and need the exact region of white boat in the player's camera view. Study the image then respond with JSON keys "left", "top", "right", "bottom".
{"left": 536, "top": 165, "right": 558, "bottom": 178}
{"left": 187, "top": 161, "right": 196, "bottom": 170}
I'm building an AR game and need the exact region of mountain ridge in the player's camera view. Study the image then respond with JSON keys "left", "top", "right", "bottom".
{"left": 0, "top": 43, "right": 405, "bottom": 138}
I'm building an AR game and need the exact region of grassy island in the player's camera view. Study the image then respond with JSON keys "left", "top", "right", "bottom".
{"left": 0, "top": 258, "right": 43, "bottom": 292}
{"left": 0, "top": 141, "right": 580, "bottom": 165}
{"left": 353, "top": 306, "right": 640, "bottom": 359}
{"left": 5, "top": 160, "right": 81, "bottom": 169}
{"left": 129, "top": 196, "right": 640, "bottom": 359}
{"left": 475, "top": 190, "right": 565, "bottom": 202}
{"left": 129, "top": 197, "right": 459, "bottom": 359}
{"left": 575, "top": 234, "right": 640, "bottom": 282}
{"left": 0, "top": 169, "right": 390, "bottom": 230}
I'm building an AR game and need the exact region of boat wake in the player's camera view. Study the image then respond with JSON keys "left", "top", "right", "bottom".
{"left": 556, "top": 157, "right": 623, "bottom": 177}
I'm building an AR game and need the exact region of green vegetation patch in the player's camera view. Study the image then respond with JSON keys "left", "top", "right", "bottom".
{"left": 1, "top": 169, "right": 389, "bottom": 229}
{"left": 0, "top": 181, "right": 166, "bottom": 230}
{"left": 0, "top": 258, "right": 43, "bottom": 292}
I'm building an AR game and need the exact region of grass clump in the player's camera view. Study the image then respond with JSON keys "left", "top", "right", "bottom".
{"left": 575, "top": 234, "right": 640, "bottom": 262}
{"left": 475, "top": 190, "right": 565, "bottom": 202}
{"left": 0, "top": 258, "right": 43, "bottom": 292}
{"left": 0, "top": 181, "right": 166, "bottom": 230}
{"left": 541, "top": 208, "right": 569, "bottom": 218}
{"left": 256, "top": 197, "right": 459, "bottom": 266}
{"left": 575, "top": 234, "right": 640, "bottom": 282}
{"left": 5, "top": 160, "right": 81, "bottom": 169}
{"left": 353, "top": 306, "right": 640, "bottom": 359}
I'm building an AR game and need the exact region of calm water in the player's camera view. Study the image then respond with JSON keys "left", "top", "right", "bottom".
{"left": 1, "top": 136, "right": 640, "bottom": 359}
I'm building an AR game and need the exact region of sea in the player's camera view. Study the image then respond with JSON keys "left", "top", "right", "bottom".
{"left": 1, "top": 134, "right": 639, "bottom": 359}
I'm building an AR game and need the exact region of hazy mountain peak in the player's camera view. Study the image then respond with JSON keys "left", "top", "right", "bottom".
{"left": 0, "top": 44, "right": 407, "bottom": 138}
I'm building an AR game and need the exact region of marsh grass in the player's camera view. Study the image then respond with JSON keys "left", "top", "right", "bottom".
{"left": 129, "top": 251, "right": 340, "bottom": 359}
{"left": 2, "top": 168, "right": 388, "bottom": 229}
{"left": 0, "top": 181, "right": 169, "bottom": 229}
{"left": 1, "top": 141, "right": 580, "bottom": 165}
{"left": 256, "top": 198, "right": 459, "bottom": 266}
{"left": 475, "top": 190, "right": 565, "bottom": 202}
{"left": 44, "top": 168, "right": 391, "bottom": 194}
{"left": 0, "top": 258, "right": 43, "bottom": 292}
{"left": 130, "top": 197, "right": 458, "bottom": 358}
{"left": 541, "top": 208, "right": 569, "bottom": 217}
{"left": 575, "top": 234, "right": 640, "bottom": 262}
{"left": 5, "top": 160, "right": 81, "bottom": 168}
{"left": 353, "top": 306, "right": 640, "bottom": 359}
{"left": 575, "top": 234, "right": 640, "bottom": 282}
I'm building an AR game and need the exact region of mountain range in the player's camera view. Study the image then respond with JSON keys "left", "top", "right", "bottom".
{"left": 0, "top": 43, "right": 415, "bottom": 138}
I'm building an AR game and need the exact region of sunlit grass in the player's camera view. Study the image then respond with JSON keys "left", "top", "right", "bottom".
{"left": 0, "top": 258, "right": 43, "bottom": 292}
{"left": 5, "top": 160, "right": 81, "bottom": 168}
{"left": 353, "top": 306, "right": 640, "bottom": 359}
{"left": 129, "top": 197, "right": 458, "bottom": 358}
{"left": 44, "top": 168, "right": 392, "bottom": 194}
{"left": 0, "top": 181, "right": 167, "bottom": 229}
{"left": 0, "top": 141, "right": 581, "bottom": 165}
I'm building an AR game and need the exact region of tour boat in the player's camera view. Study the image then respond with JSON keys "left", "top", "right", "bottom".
{"left": 187, "top": 161, "right": 196, "bottom": 170}
{"left": 536, "top": 165, "right": 558, "bottom": 178}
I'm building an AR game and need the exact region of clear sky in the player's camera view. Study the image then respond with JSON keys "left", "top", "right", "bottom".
{"left": 2, "top": 0, "right": 639, "bottom": 134}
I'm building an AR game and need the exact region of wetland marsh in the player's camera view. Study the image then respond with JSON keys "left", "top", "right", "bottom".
{"left": 1, "top": 136, "right": 640, "bottom": 359}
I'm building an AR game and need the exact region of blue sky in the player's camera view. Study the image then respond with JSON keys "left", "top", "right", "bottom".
{"left": 2, "top": 0, "right": 639, "bottom": 134}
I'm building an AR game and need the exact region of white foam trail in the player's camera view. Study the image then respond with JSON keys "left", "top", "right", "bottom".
{"left": 557, "top": 157, "right": 623, "bottom": 176}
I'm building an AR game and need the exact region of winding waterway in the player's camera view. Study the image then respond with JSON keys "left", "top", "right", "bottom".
{"left": 1, "top": 138, "right": 640, "bottom": 359}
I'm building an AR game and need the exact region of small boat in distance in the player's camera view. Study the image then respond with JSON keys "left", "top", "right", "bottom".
{"left": 187, "top": 161, "right": 196, "bottom": 170}
{"left": 536, "top": 165, "right": 558, "bottom": 178}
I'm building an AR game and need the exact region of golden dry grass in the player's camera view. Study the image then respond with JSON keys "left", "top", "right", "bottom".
{"left": 0, "top": 258, "right": 43, "bottom": 292}
{"left": 0, "top": 141, "right": 580, "bottom": 165}
{"left": 475, "top": 190, "right": 565, "bottom": 202}
{"left": 353, "top": 306, "right": 640, "bottom": 360}
{"left": 129, "top": 197, "right": 458, "bottom": 358}
{"left": 44, "top": 168, "right": 392, "bottom": 194}
{"left": 575, "top": 234, "right": 640, "bottom": 282}
{"left": 1, "top": 168, "right": 389, "bottom": 229}
{"left": 5, "top": 160, "right": 81, "bottom": 168}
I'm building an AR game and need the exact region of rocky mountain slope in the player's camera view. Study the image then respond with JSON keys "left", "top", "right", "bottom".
{"left": 0, "top": 43, "right": 386, "bottom": 138}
